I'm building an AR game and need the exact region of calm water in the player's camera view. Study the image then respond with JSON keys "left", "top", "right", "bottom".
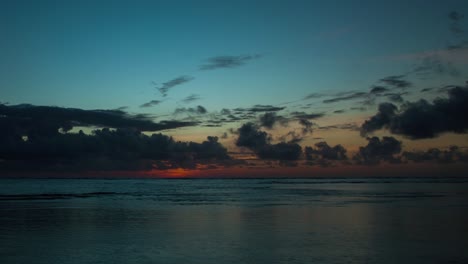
{"left": 1, "top": 178, "right": 468, "bottom": 264}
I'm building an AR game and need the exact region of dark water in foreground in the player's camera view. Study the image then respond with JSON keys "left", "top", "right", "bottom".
{"left": 1, "top": 178, "right": 468, "bottom": 264}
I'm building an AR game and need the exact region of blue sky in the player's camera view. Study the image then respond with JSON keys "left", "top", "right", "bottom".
{"left": 2, "top": 0, "right": 466, "bottom": 112}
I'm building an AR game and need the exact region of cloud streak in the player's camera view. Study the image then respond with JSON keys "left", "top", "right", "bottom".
{"left": 0, "top": 104, "right": 197, "bottom": 133}
{"left": 153, "top": 76, "right": 194, "bottom": 97}
{"left": 140, "top": 100, "right": 163, "bottom": 108}
{"left": 200, "top": 54, "right": 262, "bottom": 70}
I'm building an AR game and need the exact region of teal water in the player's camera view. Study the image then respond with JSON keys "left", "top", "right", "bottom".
{"left": 1, "top": 178, "right": 468, "bottom": 264}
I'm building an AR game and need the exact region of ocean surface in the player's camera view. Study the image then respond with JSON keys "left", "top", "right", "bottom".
{"left": 1, "top": 178, "right": 468, "bottom": 264}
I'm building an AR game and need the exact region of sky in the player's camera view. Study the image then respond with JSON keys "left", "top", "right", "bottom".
{"left": 1, "top": 0, "right": 468, "bottom": 177}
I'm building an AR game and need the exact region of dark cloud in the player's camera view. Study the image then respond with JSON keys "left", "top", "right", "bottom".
{"left": 0, "top": 104, "right": 196, "bottom": 134}
{"left": 379, "top": 75, "right": 411, "bottom": 88}
{"left": 370, "top": 86, "right": 390, "bottom": 94}
{"left": 153, "top": 76, "right": 194, "bottom": 97}
{"left": 235, "top": 104, "right": 285, "bottom": 113}
{"left": 256, "top": 142, "right": 302, "bottom": 160}
{"left": 353, "top": 136, "right": 402, "bottom": 165}
{"left": 290, "top": 111, "right": 325, "bottom": 119}
{"left": 140, "top": 100, "right": 163, "bottom": 108}
{"left": 0, "top": 125, "right": 231, "bottom": 171}
{"left": 235, "top": 123, "right": 302, "bottom": 160}
{"left": 319, "top": 123, "right": 360, "bottom": 131}
{"left": 305, "top": 142, "right": 347, "bottom": 161}
{"left": 200, "top": 54, "right": 261, "bottom": 70}
{"left": 361, "top": 86, "right": 468, "bottom": 139}
{"left": 322, "top": 92, "right": 368, "bottom": 104}
{"left": 174, "top": 105, "right": 208, "bottom": 115}
{"left": 235, "top": 123, "right": 270, "bottom": 150}
{"left": 333, "top": 109, "right": 345, "bottom": 114}
{"left": 258, "top": 112, "right": 289, "bottom": 129}
{"left": 298, "top": 119, "right": 314, "bottom": 134}
{"left": 360, "top": 103, "right": 398, "bottom": 136}
{"left": 259, "top": 112, "right": 277, "bottom": 129}
{"left": 182, "top": 94, "right": 201, "bottom": 104}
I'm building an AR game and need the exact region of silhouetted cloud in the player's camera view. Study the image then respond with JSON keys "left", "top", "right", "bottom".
{"left": 259, "top": 112, "right": 277, "bottom": 129}
{"left": 370, "top": 86, "right": 390, "bottom": 94}
{"left": 305, "top": 142, "right": 347, "bottom": 161}
{"left": 174, "top": 105, "right": 208, "bottom": 115}
{"left": 319, "top": 123, "right": 359, "bottom": 131}
{"left": 257, "top": 112, "right": 289, "bottom": 129}
{"left": 140, "top": 100, "right": 163, "bottom": 108}
{"left": 361, "top": 86, "right": 468, "bottom": 139}
{"left": 322, "top": 92, "right": 368, "bottom": 104}
{"left": 290, "top": 111, "right": 325, "bottom": 119}
{"left": 333, "top": 109, "right": 345, "bottom": 114}
{"left": 235, "top": 123, "right": 302, "bottom": 160}
{"left": 236, "top": 123, "right": 270, "bottom": 149}
{"left": 256, "top": 142, "right": 302, "bottom": 160}
{"left": 200, "top": 54, "right": 261, "bottom": 70}
{"left": 379, "top": 75, "right": 411, "bottom": 88}
{"left": 298, "top": 118, "right": 314, "bottom": 134}
{"left": 0, "top": 104, "right": 196, "bottom": 134}
{"left": 235, "top": 104, "right": 286, "bottom": 113}
{"left": 0, "top": 123, "right": 232, "bottom": 172}
{"left": 153, "top": 76, "right": 194, "bottom": 97}
{"left": 360, "top": 103, "right": 398, "bottom": 136}
{"left": 353, "top": 136, "right": 402, "bottom": 165}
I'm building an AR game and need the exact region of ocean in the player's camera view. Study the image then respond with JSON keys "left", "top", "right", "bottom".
{"left": 1, "top": 178, "right": 468, "bottom": 264}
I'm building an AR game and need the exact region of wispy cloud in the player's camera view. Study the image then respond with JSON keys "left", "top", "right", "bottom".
{"left": 153, "top": 75, "right": 194, "bottom": 97}
{"left": 181, "top": 94, "right": 201, "bottom": 104}
{"left": 200, "top": 54, "right": 262, "bottom": 70}
{"left": 140, "top": 100, "right": 163, "bottom": 108}
{"left": 323, "top": 92, "right": 368, "bottom": 104}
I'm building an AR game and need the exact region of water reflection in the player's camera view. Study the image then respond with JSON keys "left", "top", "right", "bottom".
{"left": 1, "top": 178, "right": 468, "bottom": 264}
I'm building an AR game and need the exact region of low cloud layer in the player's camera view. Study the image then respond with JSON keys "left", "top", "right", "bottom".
{"left": 0, "top": 127, "right": 231, "bottom": 171}
{"left": 353, "top": 136, "right": 402, "bottom": 165}
{"left": 0, "top": 104, "right": 196, "bottom": 133}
